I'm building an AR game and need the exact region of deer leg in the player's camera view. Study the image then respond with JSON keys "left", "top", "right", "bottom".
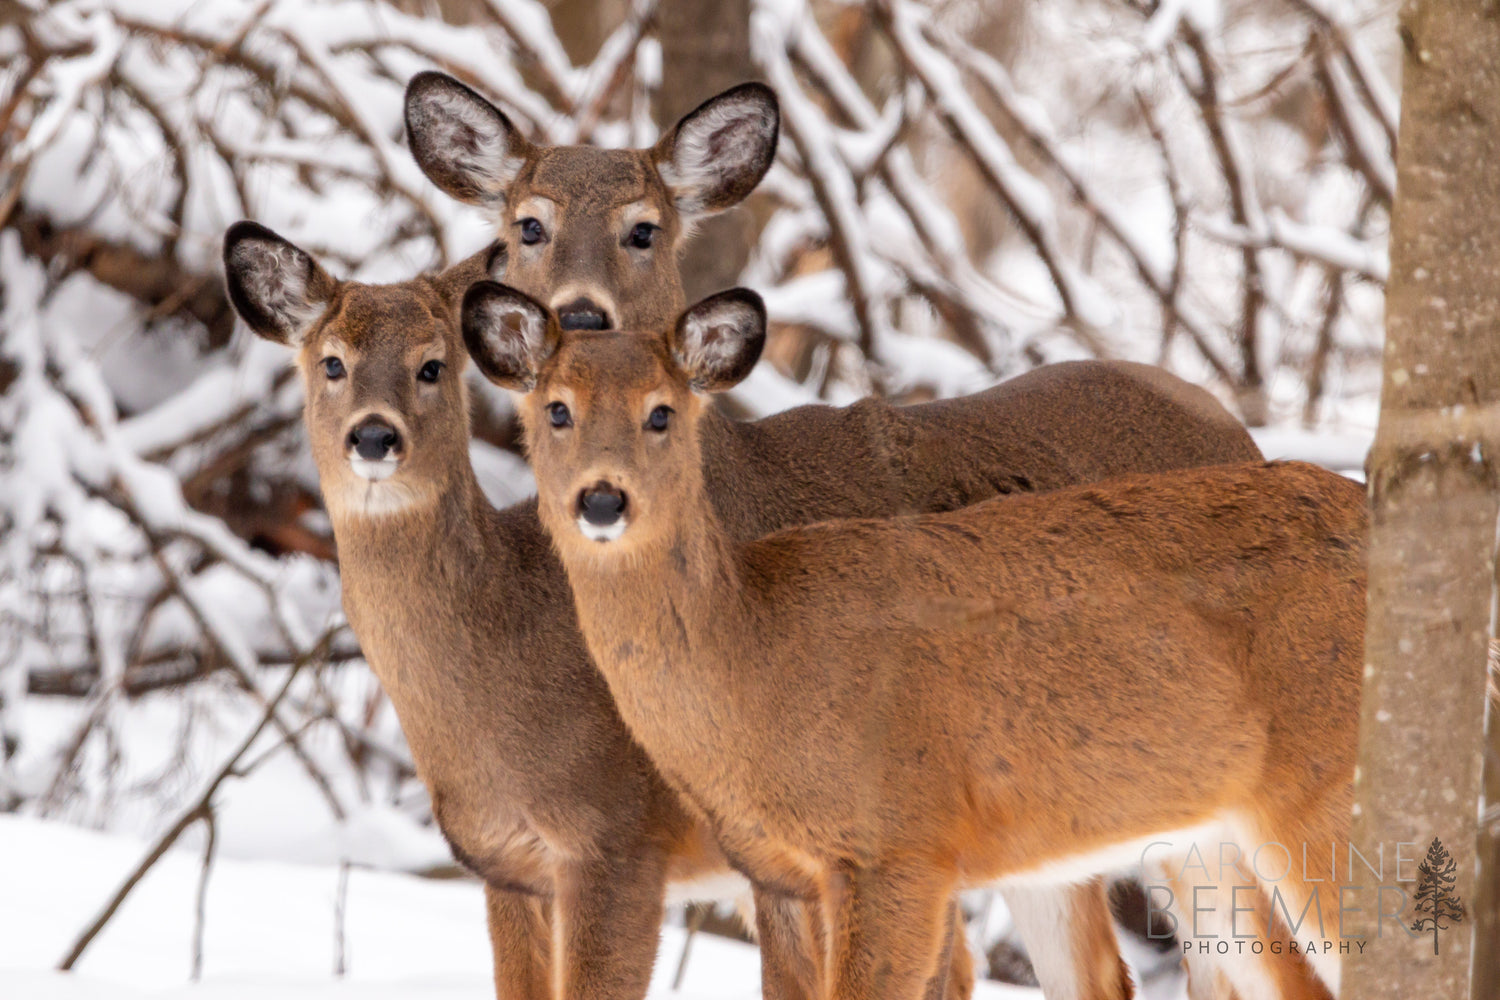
{"left": 1235, "top": 809, "right": 1345, "bottom": 1000}
{"left": 484, "top": 883, "right": 552, "bottom": 1000}
{"left": 944, "top": 898, "right": 977, "bottom": 1000}
{"left": 921, "top": 898, "right": 975, "bottom": 1000}
{"left": 1147, "top": 836, "right": 1333, "bottom": 1000}
{"left": 828, "top": 861, "right": 955, "bottom": 1000}
{"left": 553, "top": 847, "right": 669, "bottom": 1000}
{"left": 755, "top": 887, "right": 827, "bottom": 1000}
{"left": 1001, "top": 880, "right": 1135, "bottom": 1000}
{"left": 1143, "top": 851, "right": 1241, "bottom": 1000}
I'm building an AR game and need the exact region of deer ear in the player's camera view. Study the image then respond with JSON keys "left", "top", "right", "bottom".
{"left": 405, "top": 72, "right": 533, "bottom": 208}
{"left": 462, "top": 281, "right": 557, "bottom": 391}
{"left": 654, "top": 82, "right": 778, "bottom": 218}
{"left": 672, "top": 288, "right": 765, "bottom": 392}
{"left": 433, "top": 241, "right": 508, "bottom": 311}
{"left": 223, "top": 221, "right": 337, "bottom": 345}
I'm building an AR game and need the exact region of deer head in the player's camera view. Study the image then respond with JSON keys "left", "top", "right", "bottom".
{"left": 405, "top": 73, "right": 778, "bottom": 333}
{"left": 462, "top": 282, "right": 764, "bottom": 556}
{"left": 223, "top": 221, "right": 501, "bottom": 518}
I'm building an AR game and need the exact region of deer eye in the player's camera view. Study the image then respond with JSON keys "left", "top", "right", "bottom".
{"left": 647, "top": 405, "right": 673, "bottom": 432}
{"left": 518, "top": 218, "right": 546, "bottom": 246}
{"left": 322, "top": 357, "right": 345, "bottom": 379}
{"left": 547, "top": 402, "right": 572, "bottom": 428}
{"left": 627, "top": 222, "right": 658, "bottom": 250}
{"left": 417, "top": 360, "right": 444, "bottom": 384}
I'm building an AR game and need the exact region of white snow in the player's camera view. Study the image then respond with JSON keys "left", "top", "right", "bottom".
{"left": 1251, "top": 427, "right": 1373, "bottom": 477}
{"left": 0, "top": 815, "right": 1050, "bottom": 1000}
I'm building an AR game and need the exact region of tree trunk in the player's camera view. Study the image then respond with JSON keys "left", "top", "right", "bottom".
{"left": 653, "top": 0, "right": 758, "bottom": 301}
{"left": 1343, "top": 3, "right": 1500, "bottom": 997}
{"left": 1476, "top": 638, "right": 1500, "bottom": 995}
{"left": 546, "top": 0, "right": 622, "bottom": 65}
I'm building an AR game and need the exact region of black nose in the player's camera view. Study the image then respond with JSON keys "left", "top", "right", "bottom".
{"left": 347, "top": 419, "right": 400, "bottom": 461}
{"left": 578, "top": 484, "right": 627, "bottom": 526}
{"left": 557, "top": 298, "right": 611, "bottom": 331}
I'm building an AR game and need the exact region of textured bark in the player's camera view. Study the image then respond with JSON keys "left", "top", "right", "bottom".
{"left": 1343, "top": 3, "right": 1500, "bottom": 997}
{"left": 653, "top": 0, "right": 758, "bottom": 302}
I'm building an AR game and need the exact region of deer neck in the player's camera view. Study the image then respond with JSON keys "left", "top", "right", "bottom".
{"left": 335, "top": 461, "right": 485, "bottom": 563}
{"left": 325, "top": 460, "right": 500, "bottom": 671}
{"left": 563, "top": 467, "right": 748, "bottom": 753}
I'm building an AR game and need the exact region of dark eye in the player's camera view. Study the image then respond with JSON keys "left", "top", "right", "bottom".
{"left": 322, "top": 357, "right": 345, "bottom": 379}
{"left": 627, "top": 222, "right": 658, "bottom": 250}
{"left": 518, "top": 218, "right": 546, "bottom": 246}
{"left": 647, "top": 405, "right": 672, "bottom": 432}
{"left": 547, "top": 402, "right": 572, "bottom": 428}
{"left": 417, "top": 360, "right": 444, "bottom": 383}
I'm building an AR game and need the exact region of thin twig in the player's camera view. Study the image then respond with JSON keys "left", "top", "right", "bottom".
{"left": 334, "top": 859, "right": 351, "bottom": 977}
{"left": 1173, "top": 22, "right": 1269, "bottom": 420}
{"left": 1312, "top": 35, "right": 1395, "bottom": 207}
{"left": 671, "top": 903, "right": 709, "bottom": 990}
{"left": 190, "top": 808, "right": 218, "bottom": 980}
{"left": 57, "top": 630, "right": 334, "bottom": 971}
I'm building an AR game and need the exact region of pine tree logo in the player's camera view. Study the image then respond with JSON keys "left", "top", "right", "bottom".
{"left": 1409, "top": 837, "right": 1465, "bottom": 955}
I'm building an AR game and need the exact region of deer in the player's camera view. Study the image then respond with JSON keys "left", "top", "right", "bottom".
{"left": 463, "top": 282, "right": 1366, "bottom": 1000}
{"left": 407, "top": 72, "right": 1286, "bottom": 996}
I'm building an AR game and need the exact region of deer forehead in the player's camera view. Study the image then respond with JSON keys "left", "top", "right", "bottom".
{"left": 308, "top": 284, "right": 452, "bottom": 357}
{"left": 540, "top": 334, "right": 684, "bottom": 408}
{"left": 523, "top": 147, "right": 662, "bottom": 211}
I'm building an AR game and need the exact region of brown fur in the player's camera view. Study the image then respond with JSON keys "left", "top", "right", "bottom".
{"left": 509, "top": 324, "right": 1364, "bottom": 1000}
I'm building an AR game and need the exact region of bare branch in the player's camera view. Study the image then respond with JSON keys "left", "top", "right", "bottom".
{"left": 57, "top": 630, "right": 334, "bottom": 972}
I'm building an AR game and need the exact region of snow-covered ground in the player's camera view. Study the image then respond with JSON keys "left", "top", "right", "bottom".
{"left": 0, "top": 815, "right": 1047, "bottom": 1000}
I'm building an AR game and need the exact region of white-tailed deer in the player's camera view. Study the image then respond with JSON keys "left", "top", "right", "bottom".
{"left": 222, "top": 229, "right": 1276, "bottom": 1000}
{"left": 466, "top": 284, "right": 1365, "bottom": 1000}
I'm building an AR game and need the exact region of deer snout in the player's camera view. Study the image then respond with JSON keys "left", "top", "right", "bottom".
{"left": 576, "top": 482, "right": 629, "bottom": 542}
{"left": 556, "top": 297, "right": 612, "bottom": 331}
{"left": 346, "top": 417, "right": 402, "bottom": 480}
{"left": 349, "top": 420, "right": 399, "bottom": 459}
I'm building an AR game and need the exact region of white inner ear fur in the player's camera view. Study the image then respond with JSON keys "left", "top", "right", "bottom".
{"left": 230, "top": 240, "right": 325, "bottom": 343}
{"left": 411, "top": 88, "right": 524, "bottom": 205}
{"left": 476, "top": 298, "right": 549, "bottom": 381}
{"left": 678, "top": 301, "right": 754, "bottom": 382}
{"left": 660, "top": 94, "right": 776, "bottom": 216}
